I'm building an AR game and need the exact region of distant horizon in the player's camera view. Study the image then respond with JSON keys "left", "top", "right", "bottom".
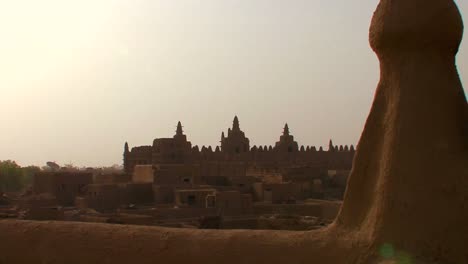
{"left": 1, "top": 0, "right": 467, "bottom": 167}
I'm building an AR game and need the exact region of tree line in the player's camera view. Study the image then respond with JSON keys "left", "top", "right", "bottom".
{"left": 0, "top": 160, "right": 124, "bottom": 193}
{"left": 0, "top": 160, "right": 40, "bottom": 192}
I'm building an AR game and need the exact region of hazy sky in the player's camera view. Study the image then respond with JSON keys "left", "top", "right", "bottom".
{"left": 1, "top": 0, "right": 467, "bottom": 167}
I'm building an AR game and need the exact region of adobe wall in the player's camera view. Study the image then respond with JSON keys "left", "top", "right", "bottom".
{"left": 154, "top": 207, "right": 217, "bottom": 219}
{"left": 23, "top": 208, "right": 64, "bottom": 221}
{"left": 263, "top": 183, "right": 304, "bottom": 203}
{"left": 0, "top": 220, "right": 348, "bottom": 264}
{"left": 175, "top": 189, "right": 215, "bottom": 208}
{"left": 154, "top": 164, "right": 200, "bottom": 185}
{"left": 33, "top": 172, "right": 93, "bottom": 206}
{"left": 252, "top": 201, "right": 341, "bottom": 220}
{"left": 17, "top": 194, "right": 58, "bottom": 209}
{"left": 124, "top": 146, "right": 152, "bottom": 173}
{"left": 215, "top": 191, "right": 252, "bottom": 216}
{"left": 132, "top": 165, "right": 154, "bottom": 183}
{"left": 125, "top": 138, "right": 356, "bottom": 175}
{"left": 221, "top": 217, "right": 258, "bottom": 229}
{"left": 125, "top": 182, "right": 154, "bottom": 205}
{"left": 83, "top": 184, "right": 122, "bottom": 212}
{"left": 32, "top": 172, "right": 55, "bottom": 194}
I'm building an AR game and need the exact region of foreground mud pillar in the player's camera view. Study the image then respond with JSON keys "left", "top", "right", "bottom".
{"left": 0, "top": 0, "right": 466, "bottom": 264}
{"left": 336, "top": 0, "right": 468, "bottom": 262}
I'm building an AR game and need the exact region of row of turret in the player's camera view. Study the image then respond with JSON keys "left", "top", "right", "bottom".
{"left": 124, "top": 117, "right": 355, "bottom": 155}
{"left": 123, "top": 117, "right": 355, "bottom": 173}
{"left": 191, "top": 142, "right": 355, "bottom": 153}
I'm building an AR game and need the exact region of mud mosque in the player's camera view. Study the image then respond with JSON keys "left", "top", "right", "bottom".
{"left": 124, "top": 116, "right": 355, "bottom": 176}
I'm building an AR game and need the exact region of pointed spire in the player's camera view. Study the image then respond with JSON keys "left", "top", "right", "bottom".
{"left": 124, "top": 142, "right": 129, "bottom": 153}
{"left": 233, "top": 116, "right": 240, "bottom": 131}
{"left": 283, "top": 123, "right": 290, "bottom": 136}
{"left": 176, "top": 121, "right": 183, "bottom": 136}
{"left": 215, "top": 146, "right": 220, "bottom": 152}
{"left": 329, "top": 139, "right": 334, "bottom": 152}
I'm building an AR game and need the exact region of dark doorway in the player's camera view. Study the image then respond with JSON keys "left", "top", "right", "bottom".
{"left": 187, "top": 195, "right": 196, "bottom": 206}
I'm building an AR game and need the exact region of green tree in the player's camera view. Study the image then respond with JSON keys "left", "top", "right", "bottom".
{"left": 0, "top": 160, "right": 23, "bottom": 192}
{"left": 0, "top": 161, "right": 40, "bottom": 192}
